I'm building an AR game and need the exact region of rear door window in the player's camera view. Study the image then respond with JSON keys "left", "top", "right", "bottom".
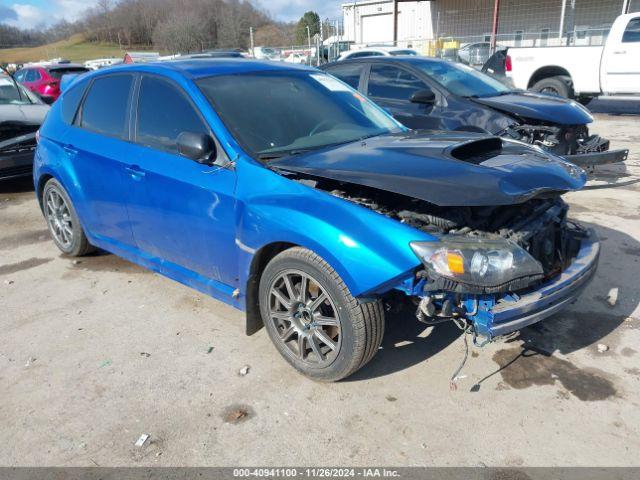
{"left": 367, "top": 65, "right": 427, "bottom": 100}
{"left": 80, "top": 74, "right": 133, "bottom": 139}
{"left": 135, "top": 75, "right": 209, "bottom": 154}
{"left": 325, "top": 63, "right": 365, "bottom": 89}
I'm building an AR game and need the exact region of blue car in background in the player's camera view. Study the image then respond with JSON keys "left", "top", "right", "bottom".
{"left": 35, "top": 60, "right": 599, "bottom": 381}
{"left": 322, "top": 57, "right": 628, "bottom": 167}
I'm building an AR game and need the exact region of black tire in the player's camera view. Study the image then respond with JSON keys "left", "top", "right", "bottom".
{"left": 259, "top": 247, "right": 384, "bottom": 382}
{"left": 531, "top": 76, "right": 572, "bottom": 98}
{"left": 42, "top": 178, "right": 95, "bottom": 257}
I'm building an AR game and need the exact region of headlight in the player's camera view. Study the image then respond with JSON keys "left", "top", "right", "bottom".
{"left": 410, "top": 237, "right": 543, "bottom": 290}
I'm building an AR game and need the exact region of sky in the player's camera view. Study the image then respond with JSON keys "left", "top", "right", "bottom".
{"left": 0, "top": 0, "right": 342, "bottom": 29}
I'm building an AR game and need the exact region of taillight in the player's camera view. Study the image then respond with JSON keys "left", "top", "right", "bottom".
{"left": 35, "top": 130, "right": 40, "bottom": 143}
{"left": 505, "top": 54, "right": 512, "bottom": 72}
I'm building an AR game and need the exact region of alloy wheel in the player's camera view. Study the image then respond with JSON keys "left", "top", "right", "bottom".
{"left": 268, "top": 269, "right": 341, "bottom": 366}
{"left": 45, "top": 189, "right": 74, "bottom": 249}
{"left": 540, "top": 86, "right": 560, "bottom": 95}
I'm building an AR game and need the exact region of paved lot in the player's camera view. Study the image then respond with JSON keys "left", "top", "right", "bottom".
{"left": 1, "top": 114, "right": 640, "bottom": 467}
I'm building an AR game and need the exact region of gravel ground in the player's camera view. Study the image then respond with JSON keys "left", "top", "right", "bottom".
{"left": 1, "top": 114, "right": 639, "bottom": 467}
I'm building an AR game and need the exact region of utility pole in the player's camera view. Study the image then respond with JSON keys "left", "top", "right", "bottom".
{"left": 559, "top": 0, "right": 567, "bottom": 41}
{"left": 490, "top": 0, "right": 501, "bottom": 52}
{"left": 306, "top": 25, "right": 311, "bottom": 64}
{"left": 622, "top": 0, "right": 630, "bottom": 14}
{"left": 249, "top": 26, "right": 255, "bottom": 57}
{"left": 564, "top": 0, "right": 576, "bottom": 46}
{"left": 393, "top": 0, "right": 399, "bottom": 45}
{"left": 353, "top": 1, "right": 357, "bottom": 44}
{"left": 318, "top": 20, "right": 324, "bottom": 66}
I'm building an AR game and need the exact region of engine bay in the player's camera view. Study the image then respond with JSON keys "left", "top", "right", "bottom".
{"left": 293, "top": 174, "right": 585, "bottom": 293}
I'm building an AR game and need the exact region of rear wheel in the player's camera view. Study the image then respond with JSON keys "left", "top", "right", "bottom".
{"left": 531, "top": 76, "right": 572, "bottom": 98}
{"left": 42, "top": 178, "right": 95, "bottom": 257}
{"left": 259, "top": 247, "right": 384, "bottom": 382}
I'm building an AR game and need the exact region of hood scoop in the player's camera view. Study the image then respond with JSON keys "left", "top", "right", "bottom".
{"left": 450, "top": 137, "right": 503, "bottom": 165}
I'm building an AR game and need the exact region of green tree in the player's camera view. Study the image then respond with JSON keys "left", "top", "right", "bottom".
{"left": 295, "top": 11, "right": 320, "bottom": 45}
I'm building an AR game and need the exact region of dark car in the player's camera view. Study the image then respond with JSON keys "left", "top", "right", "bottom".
{"left": 321, "top": 57, "right": 627, "bottom": 167}
{"left": 34, "top": 59, "right": 597, "bottom": 381}
{"left": 0, "top": 74, "right": 49, "bottom": 180}
{"left": 15, "top": 64, "right": 90, "bottom": 104}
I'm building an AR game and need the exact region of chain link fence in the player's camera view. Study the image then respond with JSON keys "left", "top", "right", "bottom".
{"left": 310, "top": 0, "right": 640, "bottom": 66}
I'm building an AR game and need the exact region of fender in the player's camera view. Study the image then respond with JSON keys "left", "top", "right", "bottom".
{"left": 233, "top": 159, "right": 434, "bottom": 300}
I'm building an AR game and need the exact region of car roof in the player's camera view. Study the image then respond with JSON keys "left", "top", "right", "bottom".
{"left": 325, "top": 56, "right": 448, "bottom": 68}
{"left": 86, "top": 58, "right": 314, "bottom": 80}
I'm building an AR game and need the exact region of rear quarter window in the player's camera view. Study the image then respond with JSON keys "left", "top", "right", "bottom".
{"left": 61, "top": 78, "right": 89, "bottom": 125}
{"left": 80, "top": 74, "right": 133, "bottom": 139}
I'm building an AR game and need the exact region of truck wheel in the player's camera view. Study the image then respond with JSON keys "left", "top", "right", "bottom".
{"left": 531, "top": 76, "right": 572, "bottom": 98}
{"left": 259, "top": 247, "right": 384, "bottom": 382}
{"left": 42, "top": 178, "right": 96, "bottom": 257}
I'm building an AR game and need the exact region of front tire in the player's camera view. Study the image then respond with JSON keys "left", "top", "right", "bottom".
{"left": 531, "top": 76, "right": 572, "bottom": 98}
{"left": 42, "top": 178, "right": 95, "bottom": 257}
{"left": 259, "top": 247, "right": 384, "bottom": 382}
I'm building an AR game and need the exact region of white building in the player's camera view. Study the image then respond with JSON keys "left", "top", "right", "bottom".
{"left": 342, "top": 0, "right": 639, "bottom": 48}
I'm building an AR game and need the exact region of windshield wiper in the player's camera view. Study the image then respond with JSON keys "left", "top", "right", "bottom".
{"left": 258, "top": 149, "right": 311, "bottom": 161}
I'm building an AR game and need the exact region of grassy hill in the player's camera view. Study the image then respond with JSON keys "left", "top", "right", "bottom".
{"left": 0, "top": 34, "right": 146, "bottom": 64}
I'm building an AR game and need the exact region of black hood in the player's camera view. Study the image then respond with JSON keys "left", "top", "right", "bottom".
{"left": 470, "top": 92, "right": 593, "bottom": 125}
{"left": 271, "top": 132, "right": 586, "bottom": 207}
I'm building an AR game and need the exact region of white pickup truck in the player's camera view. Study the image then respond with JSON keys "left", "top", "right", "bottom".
{"left": 506, "top": 13, "right": 640, "bottom": 100}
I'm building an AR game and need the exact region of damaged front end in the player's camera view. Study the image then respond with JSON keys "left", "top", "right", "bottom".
{"left": 273, "top": 132, "right": 599, "bottom": 343}
{"left": 500, "top": 122, "right": 628, "bottom": 168}
{"left": 325, "top": 184, "right": 598, "bottom": 342}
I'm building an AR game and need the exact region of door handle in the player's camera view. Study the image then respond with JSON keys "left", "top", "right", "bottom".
{"left": 63, "top": 144, "right": 78, "bottom": 156}
{"left": 125, "top": 165, "right": 146, "bottom": 179}
{"left": 613, "top": 51, "right": 627, "bottom": 54}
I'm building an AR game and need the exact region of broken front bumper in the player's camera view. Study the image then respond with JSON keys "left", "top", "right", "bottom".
{"left": 564, "top": 148, "right": 629, "bottom": 168}
{"left": 468, "top": 231, "right": 600, "bottom": 340}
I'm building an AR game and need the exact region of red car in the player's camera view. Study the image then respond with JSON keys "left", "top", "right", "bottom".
{"left": 14, "top": 64, "right": 89, "bottom": 104}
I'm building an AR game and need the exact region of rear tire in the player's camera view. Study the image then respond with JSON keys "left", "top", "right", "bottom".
{"left": 531, "top": 76, "right": 572, "bottom": 98}
{"left": 42, "top": 178, "right": 95, "bottom": 257}
{"left": 259, "top": 247, "right": 384, "bottom": 382}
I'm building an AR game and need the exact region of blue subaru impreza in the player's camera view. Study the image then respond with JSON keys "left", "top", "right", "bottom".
{"left": 34, "top": 60, "right": 599, "bottom": 381}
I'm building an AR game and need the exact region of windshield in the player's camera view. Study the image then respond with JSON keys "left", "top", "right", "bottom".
{"left": 197, "top": 71, "right": 402, "bottom": 158}
{"left": 413, "top": 60, "right": 511, "bottom": 97}
{"left": 0, "top": 77, "right": 38, "bottom": 105}
{"left": 48, "top": 67, "right": 89, "bottom": 79}
{"left": 390, "top": 50, "right": 417, "bottom": 56}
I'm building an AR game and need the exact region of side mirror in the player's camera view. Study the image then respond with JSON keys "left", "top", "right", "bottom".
{"left": 410, "top": 89, "right": 436, "bottom": 105}
{"left": 177, "top": 132, "right": 216, "bottom": 164}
